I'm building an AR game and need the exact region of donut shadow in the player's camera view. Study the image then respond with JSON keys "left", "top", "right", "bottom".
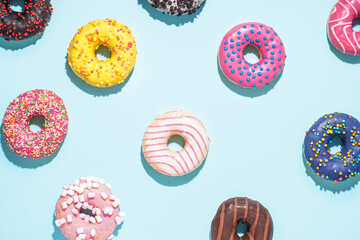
{"left": 0, "top": 32, "right": 44, "bottom": 50}
{"left": 140, "top": 146, "right": 205, "bottom": 186}
{"left": 302, "top": 146, "right": 360, "bottom": 193}
{"left": 217, "top": 59, "right": 282, "bottom": 98}
{"left": 1, "top": 124, "right": 64, "bottom": 169}
{"left": 137, "top": 0, "right": 205, "bottom": 26}
{"left": 65, "top": 57, "right": 132, "bottom": 97}
{"left": 327, "top": 36, "right": 360, "bottom": 64}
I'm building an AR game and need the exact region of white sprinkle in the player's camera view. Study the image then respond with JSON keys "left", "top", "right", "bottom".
{"left": 67, "top": 215, "right": 73, "bottom": 223}
{"left": 115, "top": 216, "right": 123, "bottom": 225}
{"left": 61, "top": 190, "right": 67, "bottom": 197}
{"left": 112, "top": 199, "right": 120, "bottom": 208}
{"left": 109, "top": 195, "right": 116, "bottom": 201}
{"left": 79, "top": 194, "right": 85, "bottom": 202}
{"left": 78, "top": 233, "right": 86, "bottom": 239}
{"left": 95, "top": 215, "right": 103, "bottom": 223}
{"left": 119, "top": 212, "right": 126, "bottom": 217}
{"left": 91, "top": 229, "right": 96, "bottom": 237}
{"left": 72, "top": 208, "right": 78, "bottom": 215}
{"left": 66, "top": 197, "right": 74, "bottom": 205}
{"left": 105, "top": 183, "right": 112, "bottom": 189}
{"left": 73, "top": 195, "right": 79, "bottom": 203}
{"left": 75, "top": 202, "right": 83, "bottom": 209}
{"left": 88, "top": 192, "right": 95, "bottom": 199}
{"left": 67, "top": 190, "right": 74, "bottom": 196}
{"left": 79, "top": 213, "right": 85, "bottom": 219}
{"left": 89, "top": 217, "right": 96, "bottom": 224}
{"left": 92, "top": 182, "right": 100, "bottom": 188}
{"left": 101, "top": 192, "right": 108, "bottom": 200}
{"left": 61, "top": 202, "right": 68, "bottom": 210}
{"left": 83, "top": 202, "right": 89, "bottom": 209}
{"left": 77, "top": 227, "right": 84, "bottom": 234}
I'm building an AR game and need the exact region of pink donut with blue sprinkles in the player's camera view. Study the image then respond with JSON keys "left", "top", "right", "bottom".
{"left": 218, "top": 22, "right": 286, "bottom": 88}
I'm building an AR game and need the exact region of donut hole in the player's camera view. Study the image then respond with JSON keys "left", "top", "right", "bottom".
{"left": 95, "top": 45, "right": 112, "bottom": 61}
{"left": 236, "top": 222, "right": 248, "bottom": 237}
{"left": 167, "top": 135, "right": 185, "bottom": 152}
{"left": 80, "top": 207, "right": 95, "bottom": 217}
{"left": 9, "top": 0, "right": 25, "bottom": 12}
{"left": 243, "top": 45, "right": 261, "bottom": 64}
{"left": 328, "top": 136, "right": 344, "bottom": 155}
{"left": 29, "top": 115, "right": 45, "bottom": 133}
{"left": 352, "top": 17, "right": 360, "bottom": 31}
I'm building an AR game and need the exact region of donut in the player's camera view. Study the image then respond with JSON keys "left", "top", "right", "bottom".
{"left": 218, "top": 22, "right": 286, "bottom": 88}
{"left": 327, "top": 0, "right": 360, "bottom": 56}
{"left": 142, "top": 109, "right": 210, "bottom": 176}
{"left": 147, "top": 0, "right": 205, "bottom": 16}
{"left": 0, "top": 0, "right": 53, "bottom": 41}
{"left": 304, "top": 112, "right": 360, "bottom": 182}
{"left": 2, "top": 89, "right": 69, "bottom": 159}
{"left": 55, "top": 176, "right": 125, "bottom": 240}
{"left": 211, "top": 197, "right": 273, "bottom": 240}
{"left": 67, "top": 19, "right": 137, "bottom": 88}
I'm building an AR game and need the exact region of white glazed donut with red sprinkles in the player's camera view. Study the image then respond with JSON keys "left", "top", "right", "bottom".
{"left": 142, "top": 109, "right": 210, "bottom": 176}
{"left": 2, "top": 89, "right": 69, "bottom": 159}
{"left": 218, "top": 22, "right": 286, "bottom": 88}
{"left": 55, "top": 177, "right": 124, "bottom": 240}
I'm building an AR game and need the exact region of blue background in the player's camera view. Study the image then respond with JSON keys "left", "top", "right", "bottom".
{"left": 0, "top": 0, "right": 359, "bottom": 239}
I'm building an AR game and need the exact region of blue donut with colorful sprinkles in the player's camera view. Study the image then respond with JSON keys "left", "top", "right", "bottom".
{"left": 304, "top": 112, "right": 360, "bottom": 182}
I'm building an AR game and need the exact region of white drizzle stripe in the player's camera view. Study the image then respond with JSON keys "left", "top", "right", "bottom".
{"left": 344, "top": 25, "right": 358, "bottom": 55}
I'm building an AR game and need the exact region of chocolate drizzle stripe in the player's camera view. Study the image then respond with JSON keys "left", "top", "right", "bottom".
{"left": 216, "top": 202, "right": 226, "bottom": 240}
{"left": 263, "top": 210, "right": 270, "bottom": 240}
{"left": 229, "top": 197, "right": 237, "bottom": 240}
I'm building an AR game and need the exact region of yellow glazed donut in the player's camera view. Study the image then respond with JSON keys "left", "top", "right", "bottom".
{"left": 67, "top": 19, "right": 137, "bottom": 87}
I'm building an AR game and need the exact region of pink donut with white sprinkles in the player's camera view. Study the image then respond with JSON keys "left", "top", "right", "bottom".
{"left": 55, "top": 177, "right": 124, "bottom": 240}
{"left": 142, "top": 109, "right": 210, "bottom": 176}
{"left": 2, "top": 89, "right": 69, "bottom": 159}
{"left": 218, "top": 22, "right": 286, "bottom": 88}
{"left": 327, "top": 0, "right": 360, "bottom": 56}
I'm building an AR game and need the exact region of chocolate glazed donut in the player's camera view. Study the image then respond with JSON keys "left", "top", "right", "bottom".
{"left": 0, "top": 0, "right": 53, "bottom": 40}
{"left": 211, "top": 197, "right": 273, "bottom": 240}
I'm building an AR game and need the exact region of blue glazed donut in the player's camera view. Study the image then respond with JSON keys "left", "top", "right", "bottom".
{"left": 304, "top": 112, "right": 360, "bottom": 182}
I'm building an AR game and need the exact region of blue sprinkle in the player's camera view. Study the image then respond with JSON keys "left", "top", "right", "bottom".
{"left": 259, "top": 79, "right": 263, "bottom": 83}
{"left": 231, "top": 70, "right": 235, "bottom": 73}
{"left": 244, "top": 34, "right": 248, "bottom": 37}
{"left": 270, "top": 38, "right": 274, "bottom": 41}
{"left": 278, "top": 50, "right": 282, "bottom": 53}
{"left": 271, "top": 61, "right": 274, "bottom": 64}
{"left": 243, "top": 25, "right": 247, "bottom": 28}
{"left": 237, "top": 48, "right": 241, "bottom": 51}
{"left": 247, "top": 78, "right": 251, "bottom": 82}
{"left": 258, "top": 31, "right": 261, "bottom": 34}
{"left": 231, "top": 58, "right": 234, "bottom": 61}
{"left": 273, "top": 67, "right": 277, "bottom": 70}
{"left": 250, "top": 30, "right": 254, "bottom": 33}
{"left": 251, "top": 24, "right": 254, "bottom": 27}
{"left": 229, "top": 65, "right": 232, "bottom": 68}
{"left": 238, "top": 67, "right": 241, "bottom": 70}
{"left": 237, "top": 55, "right": 240, "bottom": 58}
{"left": 271, "top": 52, "right": 274, "bottom": 55}
{"left": 260, "top": 68, "right": 263, "bottom": 71}
{"left": 256, "top": 38, "right": 260, "bottom": 42}
{"left": 241, "top": 41, "right": 245, "bottom": 44}
{"left": 249, "top": 63, "right": 252, "bottom": 67}
{"left": 247, "top": 72, "right": 251, "bottom": 76}
{"left": 270, "top": 56, "right": 274, "bottom": 60}
{"left": 224, "top": 60, "right": 227, "bottom": 63}
{"left": 246, "top": 37, "right": 249, "bottom": 41}
{"left": 227, "top": 53, "right": 231, "bottom": 57}
{"left": 232, "top": 51, "right": 236, "bottom": 54}
{"left": 237, "top": 42, "right": 240, "bottom": 46}
{"left": 240, "top": 71, "right": 243, "bottom": 75}
{"left": 224, "top": 41, "right": 228, "bottom": 45}
{"left": 240, "top": 80, "right": 243, "bottom": 83}
{"left": 272, "top": 44, "right": 276, "bottom": 48}
{"left": 258, "top": 44, "right": 262, "bottom": 47}
{"left": 231, "top": 45, "right": 234, "bottom": 49}
{"left": 252, "top": 76, "right": 256, "bottom": 79}
{"left": 260, "top": 24, "right": 263, "bottom": 27}
{"left": 224, "top": 47, "right": 228, "bottom": 51}
{"left": 250, "top": 40, "right": 254, "bottom": 44}
{"left": 254, "top": 65, "right": 257, "bottom": 68}
{"left": 252, "top": 84, "right": 256, "bottom": 87}
{"left": 237, "top": 31, "right": 241, "bottom": 35}
{"left": 279, "top": 65, "right": 282, "bottom": 68}
{"left": 243, "top": 66, "right": 247, "bottom": 69}
{"left": 238, "top": 37, "right": 241, "bottom": 40}
{"left": 265, "top": 42, "right": 268, "bottom": 46}
{"left": 265, "top": 75, "right": 269, "bottom": 79}
{"left": 278, "top": 58, "right": 281, "bottom": 61}
{"left": 273, "top": 74, "right": 277, "bottom": 78}
{"left": 274, "top": 32, "right": 277, "bottom": 36}
{"left": 266, "top": 30, "right": 270, "bottom": 33}
{"left": 252, "top": 69, "right": 255, "bottom": 72}
{"left": 281, "top": 42, "right": 283, "bottom": 46}
{"left": 263, "top": 36, "right": 267, "bottom": 40}
{"left": 238, "top": 60, "right": 242, "bottom": 64}
{"left": 266, "top": 68, "right": 270, "bottom": 71}
{"left": 258, "top": 72, "right": 262, "bottom": 76}
{"left": 266, "top": 83, "right": 269, "bottom": 85}
{"left": 230, "top": 39, "right": 234, "bottom": 42}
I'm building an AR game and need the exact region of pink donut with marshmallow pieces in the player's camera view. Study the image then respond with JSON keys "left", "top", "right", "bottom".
{"left": 55, "top": 177, "right": 124, "bottom": 240}
{"left": 218, "top": 22, "right": 286, "bottom": 88}
{"left": 327, "top": 0, "right": 360, "bottom": 56}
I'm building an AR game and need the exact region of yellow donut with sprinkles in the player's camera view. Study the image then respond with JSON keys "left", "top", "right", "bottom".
{"left": 67, "top": 19, "right": 137, "bottom": 87}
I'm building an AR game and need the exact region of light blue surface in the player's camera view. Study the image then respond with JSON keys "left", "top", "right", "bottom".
{"left": 0, "top": 0, "right": 359, "bottom": 239}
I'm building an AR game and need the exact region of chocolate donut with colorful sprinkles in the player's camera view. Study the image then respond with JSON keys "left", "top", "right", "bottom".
{"left": 304, "top": 112, "right": 360, "bottom": 182}
{"left": 0, "top": 0, "right": 53, "bottom": 41}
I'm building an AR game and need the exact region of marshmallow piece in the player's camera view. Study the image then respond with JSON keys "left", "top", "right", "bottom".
{"left": 80, "top": 183, "right": 87, "bottom": 189}
{"left": 115, "top": 216, "right": 124, "bottom": 225}
{"left": 77, "top": 227, "right": 84, "bottom": 234}
{"left": 73, "top": 195, "right": 79, "bottom": 203}
{"left": 88, "top": 205, "right": 94, "bottom": 210}
{"left": 88, "top": 192, "right": 95, "bottom": 199}
{"left": 79, "top": 194, "right": 85, "bottom": 203}
{"left": 119, "top": 212, "right": 126, "bottom": 217}
{"left": 84, "top": 215, "right": 90, "bottom": 223}
{"left": 66, "top": 197, "right": 74, "bottom": 205}
{"left": 100, "top": 178, "right": 105, "bottom": 184}
{"left": 79, "top": 213, "right": 85, "bottom": 219}
{"left": 67, "top": 190, "right": 75, "bottom": 196}
{"left": 95, "top": 215, "right": 103, "bottom": 223}
{"left": 109, "top": 195, "right": 116, "bottom": 201}
{"left": 63, "top": 185, "right": 69, "bottom": 190}
{"left": 67, "top": 215, "right": 73, "bottom": 223}
{"left": 61, "top": 190, "right": 67, "bottom": 197}
{"left": 77, "top": 187, "right": 84, "bottom": 195}
{"left": 72, "top": 208, "right": 78, "bottom": 215}
{"left": 78, "top": 233, "right": 86, "bottom": 239}
{"left": 83, "top": 202, "right": 89, "bottom": 209}
{"left": 95, "top": 208, "right": 101, "bottom": 216}
{"left": 74, "top": 179, "right": 80, "bottom": 186}
{"left": 55, "top": 218, "right": 66, "bottom": 227}
{"left": 104, "top": 207, "right": 114, "bottom": 216}
{"left": 101, "top": 192, "right": 108, "bottom": 200}
{"left": 89, "top": 216, "right": 96, "bottom": 224}
{"left": 105, "top": 183, "right": 112, "bottom": 189}
{"left": 112, "top": 199, "right": 120, "bottom": 208}
{"left": 91, "top": 229, "right": 96, "bottom": 237}
{"left": 92, "top": 208, "right": 97, "bottom": 215}
{"left": 107, "top": 234, "right": 114, "bottom": 239}
{"left": 75, "top": 202, "right": 83, "bottom": 209}
{"left": 87, "top": 180, "right": 93, "bottom": 189}
{"left": 92, "top": 182, "right": 100, "bottom": 188}
{"left": 61, "top": 202, "right": 68, "bottom": 210}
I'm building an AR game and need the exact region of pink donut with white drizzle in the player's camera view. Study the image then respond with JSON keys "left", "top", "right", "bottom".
{"left": 327, "top": 0, "right": 360, "bottom": 56}
{"left": 2, "top": 89, "right": 69, "bottom": 159}
{"left": 55, "top": 176, "right": 125, "bottom": 240}
{"left": 142, "top": 109, "right": 210, "bottom": 176}
{"left": 218, "top": 22, "right": 286, "bottom": 88}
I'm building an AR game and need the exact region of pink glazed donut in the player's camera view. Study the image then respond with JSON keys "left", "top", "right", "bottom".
{"left": 218, "top": 22, "right": 286, "bottom": 88}
{"left": 327, "top": 0, "right": 360, "bottom": 55}
{"left": 2, "top": 89, "right": 69, "bottom": 159}
{"left": 142, "top": 109, "right": 210, "bottom": 176}
{"left": 55, "top": 177, "right": 125, "bottom": 240}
